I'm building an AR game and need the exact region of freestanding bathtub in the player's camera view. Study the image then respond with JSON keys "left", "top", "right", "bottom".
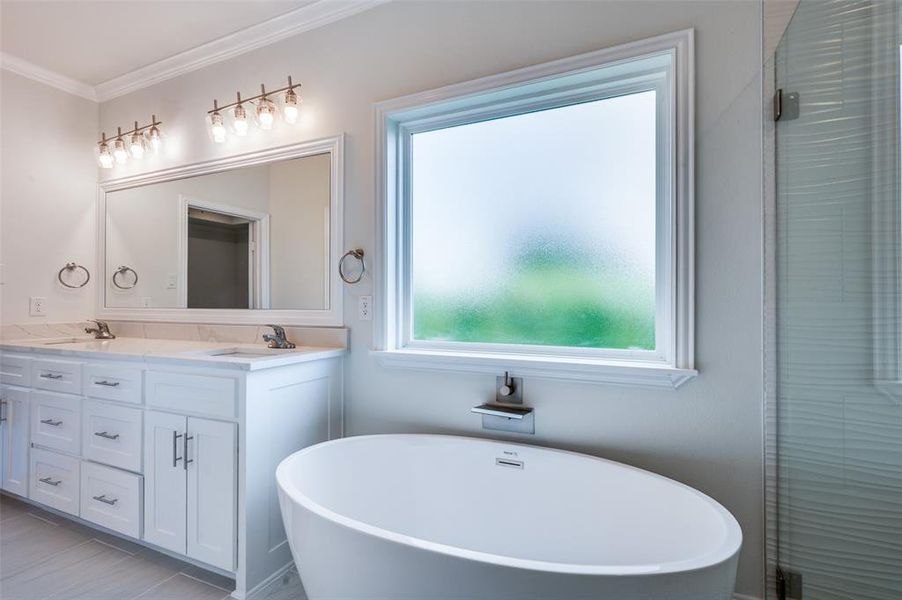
{"left": 276, "top": 434, "right": 742, "bottom": 600}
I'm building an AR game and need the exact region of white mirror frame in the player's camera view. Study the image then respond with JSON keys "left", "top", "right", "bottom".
{"left": 96, "top": 134, "right": 345, "bottom": 326}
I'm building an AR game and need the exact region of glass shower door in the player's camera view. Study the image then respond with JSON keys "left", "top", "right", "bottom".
{"left": 775, "top": 1, "right": 902, "bottom": 598}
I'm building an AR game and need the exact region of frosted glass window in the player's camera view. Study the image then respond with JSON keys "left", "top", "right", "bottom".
{"left": 410, "top": 92, "right": 657, "bottom": 350}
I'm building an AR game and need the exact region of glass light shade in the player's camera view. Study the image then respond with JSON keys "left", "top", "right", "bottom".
{"left": 233, "top": 104, "right": 248, "bottom": 136}
{"left": 283, "top": 89, "right": 300, "bottom": 124}
{"left": 147, "top": 126, "right": 162, "bottom": 151}
{"left": 129, "top": 132, "right": 145, "bottom": 159}
{"left": 113, "top": 138, "right": 128, "bottom": 164}
{"left": 256, "top": 99, "right": 275, "bottom": 130}
{"left": 210, "top": 112, "right": 226, "bottom": 143}
{"left": 98, "top": 143, "right": 114, "bottom": 169}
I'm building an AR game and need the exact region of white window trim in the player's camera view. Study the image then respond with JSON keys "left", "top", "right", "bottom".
{"left": 373, "top": 30, "right": 696, "bottom": 389}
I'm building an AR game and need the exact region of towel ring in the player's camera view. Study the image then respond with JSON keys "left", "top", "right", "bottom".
{"left": 112, "top": 265, "right": 139, "bottom": 290}
{"left": 57, "top": 262, "right": 90, "bottom": 289}
{"left": 338, "top": 249, "right": 365, "bottom": 284}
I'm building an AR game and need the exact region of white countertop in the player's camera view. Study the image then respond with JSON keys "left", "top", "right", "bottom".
{"left": 0, "top": 336, "right": 346, "bottom": 371}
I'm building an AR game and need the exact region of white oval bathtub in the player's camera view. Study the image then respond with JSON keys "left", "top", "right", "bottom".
{"left": 276, "top": 434, "right": 742, "bottom": 600}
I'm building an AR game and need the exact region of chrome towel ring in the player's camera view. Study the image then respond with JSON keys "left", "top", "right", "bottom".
{"left": 338, "top": 249, "right": 365, "bottom": 284}
{"left": 58, "top": 262, "right": 90, "bottom": 289}
{"left": 112, "top": 265, "right": 139, "bottom": 289}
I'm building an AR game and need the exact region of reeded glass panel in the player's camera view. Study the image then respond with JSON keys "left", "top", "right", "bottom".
{"left": 410, "top": 91, "right": 657, "bottom": 350}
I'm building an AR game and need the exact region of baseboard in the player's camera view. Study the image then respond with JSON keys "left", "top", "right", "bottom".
{"left": 734, "top": 594, "right": 762, "bottom": 600}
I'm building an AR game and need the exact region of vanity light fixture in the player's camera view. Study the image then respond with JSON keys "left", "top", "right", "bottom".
{"left": 96, "top": 115, "right": 163, "bottom": 169}
{"left": 206, "top": 76, "right": 301, "bottom": 142}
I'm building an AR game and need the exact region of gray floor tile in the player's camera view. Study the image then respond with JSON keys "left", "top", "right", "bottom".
{"left": 1, "top": 539, "right": 131, "bottom": 600}
{"left": 251, "top": 568, "right": 308, "bottom": 600}
{"left": 0, "top": 513, "right": 91, "bottom": 578}
{"left": 0, "top": 495, "right": 30, "bottom": 523}
{"left": 56, "top": 548, "right": 186, "bottom": 600}
{"left": 180, "top": 564, "right": 234, "bottom": 592}
{"left": 136, "top": 573, "right": 230, "bottom": 600}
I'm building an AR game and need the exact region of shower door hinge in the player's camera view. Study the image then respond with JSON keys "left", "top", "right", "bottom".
{"left": 774, "top": 89, "right": 800, "bottom": 122}
{"left": 777, "top": 567, "right": 803, "bottom": 600}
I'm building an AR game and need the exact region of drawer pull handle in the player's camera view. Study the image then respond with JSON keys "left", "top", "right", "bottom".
{"left": 184, "top": 434, "right": 194, "bottom": 470}
{"left": 94, "top": 431, "right": 120, "bottom": 440}
{"left": 39, "top": 476, "right": 62, "bottom": 487}
{"left": 40, "top": 373, "right": 64, "bottom": 380}
{"left": 40, "top": 418, "right": 63, "bottom": 427}
{"left": 92, "top": 494, "right": 118, "bottom": 506}
{"left": 95, "top": 380, "right": 120, "bottom": 387}
{"left": 172, "top": 431, "right": 183, "bottom": 467}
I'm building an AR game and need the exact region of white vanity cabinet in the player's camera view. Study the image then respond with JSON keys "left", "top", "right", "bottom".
{"left": 1, "top": 384, "right": 30, "bottom": 496}
{"left": 0, "top": 343, "right": 344, "bottom": 600}
{"left": 144, "top": 410, "right": 237, "bottom": 571}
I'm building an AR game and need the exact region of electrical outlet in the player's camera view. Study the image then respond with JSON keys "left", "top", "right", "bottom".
{"left": 166, "top": 274, "right": 177, "bottom": 289}
{"left": 358, "top": 295, "right": 373, "bottom": 321}
{"left": 29, "top": 296, "right": 47, "bottom": 316}
{"left": 141, "top": 297, "right": 152, "bottom": 307}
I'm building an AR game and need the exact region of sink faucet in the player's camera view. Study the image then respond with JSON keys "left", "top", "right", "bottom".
{"left": 84, "top": 319, "right": 116, "bottom": 340}
{"left": 263, "top": 324, "right": 296, "bottom": 349}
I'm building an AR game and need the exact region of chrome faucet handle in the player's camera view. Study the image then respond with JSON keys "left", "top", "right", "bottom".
{"left": 263, "top": 324, "right": 296, "bottom": 349}
{"left": 85, "top": 319, "right": 116, "bottom": 339}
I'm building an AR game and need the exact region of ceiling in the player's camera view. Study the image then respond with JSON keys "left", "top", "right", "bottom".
{"left": 0, "top": 1, "right": 316, "bottom": 85}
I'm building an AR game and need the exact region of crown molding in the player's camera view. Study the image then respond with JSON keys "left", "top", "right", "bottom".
{"left": 0, "top": 53, "right": 97, "bottom": 101}
{"left": 93, "top": 0, "right": 388, "bottom": 102}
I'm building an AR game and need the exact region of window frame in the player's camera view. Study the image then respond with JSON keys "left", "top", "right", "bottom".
{"left": 374, "top": 30, "right": 696, "bottom": 388}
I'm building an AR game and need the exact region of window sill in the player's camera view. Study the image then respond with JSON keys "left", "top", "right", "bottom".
{"left": 371, "top": 349, "right": 697, "bottom": 389}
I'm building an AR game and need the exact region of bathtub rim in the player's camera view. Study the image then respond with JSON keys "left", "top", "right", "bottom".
{"left": 276, "top": 433, "right": 743, "bottom": 577}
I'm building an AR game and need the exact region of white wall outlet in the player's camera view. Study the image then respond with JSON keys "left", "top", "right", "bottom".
{"left": 358, "top": 295, "right": 373, "bottom": 321}
{"left": 141, "top": 297, "right": 153, "bottom": 307}
{"left": 29, "top": 296, "right": 47, "bottom": 316}
{"left": 166, "top": 274, "right": 177, "bottom": 289}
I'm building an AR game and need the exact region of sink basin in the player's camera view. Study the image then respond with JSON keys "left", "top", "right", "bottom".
{"left": 196, "top": 347, "right": 292, "bottom": 359}
{"left": 43, "top": 339, "right": 115, "bottom": 349}
{"left": 43, "top": 338, "right": 85, "bottom": 345}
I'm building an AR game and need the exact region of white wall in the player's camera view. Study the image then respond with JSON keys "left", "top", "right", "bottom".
{"left": 0, "top": 70, "right": 98, "bottom": 325}
{"left": 99, "top": 2, "right": 765, "bottom": 596}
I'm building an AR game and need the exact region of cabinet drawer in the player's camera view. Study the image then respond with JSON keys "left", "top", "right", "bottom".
{"left": 33, "top": 359, "right": 82, "bottom": 395}
{"left": 84, "top": 364, "right": 143, "bottom": 404}
{"left": 80, "top": 462, "right": 142, "bottom": 538}
{"left": 31, "top": 391, "right": 81, "bottom": 454}
{"left": 145, "top": 372, "right": 237, "bottom": 419}
{"left": 30, "top": 447, "right": 80, "bottom": 516}
{"left": 0, "top": 354, "right": 31, "bottom": 386}
{"left": 82, "top": 400, "right": 142, "bottom": 472}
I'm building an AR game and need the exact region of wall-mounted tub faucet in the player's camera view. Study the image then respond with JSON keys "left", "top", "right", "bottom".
{"left": 471, "top": 371, "right": 534, "bottom": 434}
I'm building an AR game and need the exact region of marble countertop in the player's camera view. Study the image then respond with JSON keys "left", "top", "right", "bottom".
{"left": 0, "top": 336, "right": 346, "bottom": 371}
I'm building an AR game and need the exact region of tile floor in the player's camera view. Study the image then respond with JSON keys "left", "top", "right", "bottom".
{"left": 0, "top": 494, "right": 307, "bottom": 600}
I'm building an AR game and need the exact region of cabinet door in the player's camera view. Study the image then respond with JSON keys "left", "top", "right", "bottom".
{"left": 143, "top": 411, "right": 187, "bottom": 555}
{"left": 186, "top": 417, "right": 236, "bottom": 571}
{"left": 1, "top": 387, "right": 29, "bottom": 496}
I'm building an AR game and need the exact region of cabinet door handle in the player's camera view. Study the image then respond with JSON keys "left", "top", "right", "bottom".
{"left": 0, "top": 399, "right": 6, "bottom": 421}
{"left": 184, "top": 434, "right": 194, "bottom": 470}
{"left": 40, "top": 418, "right": 63, "bottom": 427}
{"left": 39, "top": 373, "right": 63, "bottom": 380}
{"left": 95, "top": 380, "right": 120, "bottom": 387}
{"left": 172, "top": 431, "right": 183, "bottom": 467}
{"left": 39, "top": 476, "right": 62, "bottom": 487}
{"left": 94, "top": 431, "right": 120, "bottom": 440}
{"left": 92, "top": 494, "right": 118, "bottom": 506}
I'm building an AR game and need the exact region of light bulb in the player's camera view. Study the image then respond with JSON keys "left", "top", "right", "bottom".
{"left": 113, "top": 138, "right": 128, "bottom": 164}
{"left": 283, "top": 88, "right": 300, "bottom": 124}
{"left": 256, "top": 99, "right": 274, "bottom": 130}
{"left": 210, "top": 112, "right": 226, "bottom": 143}
{"left": 98, "top": 142, "right": 113, "bottom": 169}
{"left": 129, "top": 132, "right": 145, "bottom": 159}
{"left": 147, "top": 125, "right": 161, "bottom": 151}
{"left": 233, "top": 104, "right": 248, "bottom": 136}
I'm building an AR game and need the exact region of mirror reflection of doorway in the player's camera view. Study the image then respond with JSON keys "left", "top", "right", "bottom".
{"left": 187, "top": 209, "right": 251, "bottom": 309}
{"left": 179, "top": 196, "right": 270, "bottom": 309}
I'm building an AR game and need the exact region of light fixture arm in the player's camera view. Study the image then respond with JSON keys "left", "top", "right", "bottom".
{"left": 96, "top": 116, "right": 162, "bottom": 146}
{"left": 207, "top": 76, "right": 302, "bottom": 114}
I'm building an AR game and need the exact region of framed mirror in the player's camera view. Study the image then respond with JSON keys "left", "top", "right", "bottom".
{"left": 96, "top": 135, "right": 344, "bottom": 326}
